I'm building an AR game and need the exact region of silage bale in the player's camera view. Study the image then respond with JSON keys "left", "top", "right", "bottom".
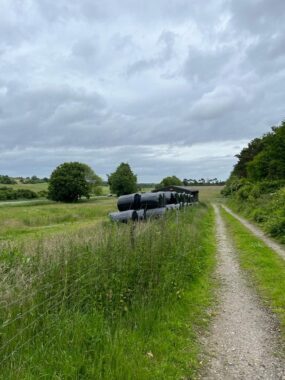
{"left": 137, "top": 209, "right": 146, "bottom": 221}
{"left": 109, "top": 210, "right": 138, "bottom": 223}
{"left": 145, "top": 207, "right": 167, "bottom": 220}
{"left": 141, "top": 192, "right": 165, "bottom": 210}
{"left": 117, "top": 193, "right": 141, "bottom": 211}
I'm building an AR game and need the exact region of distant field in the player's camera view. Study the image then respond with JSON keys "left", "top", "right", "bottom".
{"left": 189, "top": 186, "right": 224, "bottom": 202}
{"left": 6, "top": 182, "right": 49, "bottom": 192}
{"left": 0, "top": 198, "right": 116, "bottom": 240}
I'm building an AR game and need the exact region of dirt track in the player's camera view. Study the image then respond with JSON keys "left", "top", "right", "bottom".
{"left": 201, "top": 205, "right": 285, "bottom": 379}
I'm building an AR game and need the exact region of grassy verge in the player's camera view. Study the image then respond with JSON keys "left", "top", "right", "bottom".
{"left": 221, "top": 207, "right": 285, "bottom": 335}
{"left": 0, "top": 204, "right": 216, "bottom": 379}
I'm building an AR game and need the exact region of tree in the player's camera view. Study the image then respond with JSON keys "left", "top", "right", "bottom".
{"left": 108, "top": 163, "right": 137, "bottom": 196}
{"left": 48, "top": 162, "right": 101, "bottom": 202}
{"left": 156, "top": 175, "right": 182, "bottom": 188}
{"left": 79, "top": 163, "right": 103, "bottom": 195}
{"left": 232, "top": 137, "right": 264, "bottom": 178}
{"left": 230, "top": 121, "right": 285, "bottom": 181}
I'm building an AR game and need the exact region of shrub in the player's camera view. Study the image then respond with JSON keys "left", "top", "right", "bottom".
{"left": 15, "top": 189, "right": 38, "bottom": 199}
{"left": 38, "top": 190, "right": 48, "bottom": 198}
{"left": 0, "top": 187, "right": 38, "bottom": 201}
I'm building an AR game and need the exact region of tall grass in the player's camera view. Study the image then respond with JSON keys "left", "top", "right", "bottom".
{"left": 0, "top": 204, "right": 215, "bottom": 379}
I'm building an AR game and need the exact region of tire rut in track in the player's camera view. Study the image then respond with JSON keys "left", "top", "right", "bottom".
{"left": 200, "top": 204, "right": 285, "bottom": 380}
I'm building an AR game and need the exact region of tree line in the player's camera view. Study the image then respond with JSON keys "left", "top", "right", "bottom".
{"left": 230, "top": 121, "right": 285, "bottom": 181}
{"left": 222, "top": 120, "right": 285, "bottom": 242}
{"left": 1, "top": 162, "right": 225, "bottom": 202}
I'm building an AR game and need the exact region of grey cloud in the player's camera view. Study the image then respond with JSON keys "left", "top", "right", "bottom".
{"left": 126, "top": 31, "right": 176, "bottom": 76}
{"left": 189, "top": 85, "right": 248, "bottom": 120}
{"left": 0, "top": 0, "right": 284, "bottom": 181}
{"left": 229, "top": 0, "right": 285, "bottom": 34}
{"left": 183, "top": 45, "right": 235, "bottom": 83}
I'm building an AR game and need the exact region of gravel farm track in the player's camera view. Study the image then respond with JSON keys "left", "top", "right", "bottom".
{"left": 200, "top": 204, "right": 285, "bottom": 380}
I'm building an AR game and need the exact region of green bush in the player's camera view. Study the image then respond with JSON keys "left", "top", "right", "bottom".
{"left": 0, "top": 187, "right": 38, "bottom": 201}
{"left": 15, "top": 189, "right": 38, "bottom": 199}
{"left": 226, "top": 182, "right": 285, "bottom": 243}
{"left": 37, "top": 190, "right": 48, "bottom": 198}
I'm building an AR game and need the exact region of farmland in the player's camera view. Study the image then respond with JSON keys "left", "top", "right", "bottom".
{"left": 1, "top": 184, "right": 284, "bottom": 379}
{"left": 0, "top": 198, "right": 116, "bottom": 240}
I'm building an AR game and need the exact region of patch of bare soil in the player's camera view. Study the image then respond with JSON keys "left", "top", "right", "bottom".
{"left": 200, "top": 205, "right": 285, "bottom": 379}
{"left": 222, "top": 205, "right": 285, "bottom": 261}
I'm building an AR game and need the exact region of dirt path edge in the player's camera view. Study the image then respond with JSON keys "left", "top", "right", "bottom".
{"left": 200, "top": 204, "right": 285, "bottom": 379}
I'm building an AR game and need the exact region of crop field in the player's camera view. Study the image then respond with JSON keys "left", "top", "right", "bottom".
{"left": 0, "top": 195, "right": 216, "bottom": 379}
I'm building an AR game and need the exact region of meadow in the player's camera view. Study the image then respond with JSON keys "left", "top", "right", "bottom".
{"left": 0, "top": 188, "right": 219, "bottom": 379}
{"left": 0, "top": 198, "right": 116, "bottom": 240}
{"left": 0, "top": 186, "right": 223, "bottom": 241}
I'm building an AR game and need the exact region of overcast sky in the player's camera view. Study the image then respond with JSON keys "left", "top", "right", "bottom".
{"left": 0, "top": 0, "right": 284, "bottom": 182}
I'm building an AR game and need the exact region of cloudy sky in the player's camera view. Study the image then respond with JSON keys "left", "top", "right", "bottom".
{"left": 0, "top": 0, "right": 284, "bottom": 182}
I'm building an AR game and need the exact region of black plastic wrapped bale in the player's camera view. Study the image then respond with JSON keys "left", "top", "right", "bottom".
{"left": 137, "top": 209, "right": 146, "bottom": 221}
{"left": 178, "top": 193, "right": 184, "bottom": 204}
{"left": 117, "top": 193, "right": 141, "bottom": 211}
{"left": 141, "top": 192, "right": 165, "bottom": 210}
{"left": 166, "top": 204, "right": 176, "bottom": 210}
{"left": 109, "top": 210, "right": 138, "bottom": 223}
{"left": 164, "top": 191, "right": 177, "bottom": 205}
{"left": 145, "top": 207, "right": 167, "bottom": 219}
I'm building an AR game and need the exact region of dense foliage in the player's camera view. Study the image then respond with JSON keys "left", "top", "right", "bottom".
{"left": 223, "top": 121, "right": 285, "bottom": 242}
{"left": 48, "top": 162, "right": 100, "bottom": 202}
{"left": 231, "top": 121, "right": 285, "bottom": 180}
{"left": 108, "top": 162, "right": 137, "bottom": 196}
{"left": 0, "top": 175, "right": 16, "bottom": 184}
{"left": 156, "top": 175, "right": 182, "bottom": 188}
{"left": 0, "top": 187, "right": 38, "bottom": 201}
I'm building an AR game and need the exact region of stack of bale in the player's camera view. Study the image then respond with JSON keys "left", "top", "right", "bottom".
{"left": 109, "top": 190, "right": 194, "bottom": 223}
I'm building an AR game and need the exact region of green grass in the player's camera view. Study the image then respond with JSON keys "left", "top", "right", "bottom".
{"left": 189, "top": 186, "right": 224, "bottom": 202}
{"left": 5, "top": 183, "right": 112, "bottom": 196}
{"left": 0, "top": 204, "right": 216, "bottom": 379}
{"left": 0, "top": 198, "right": 116, "bottom": 240}
{"left": 221, "top": 207, "right": 285, "bottom": 335}
{"left": 8, "top": 183, "right": 49, "bottom": 192}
